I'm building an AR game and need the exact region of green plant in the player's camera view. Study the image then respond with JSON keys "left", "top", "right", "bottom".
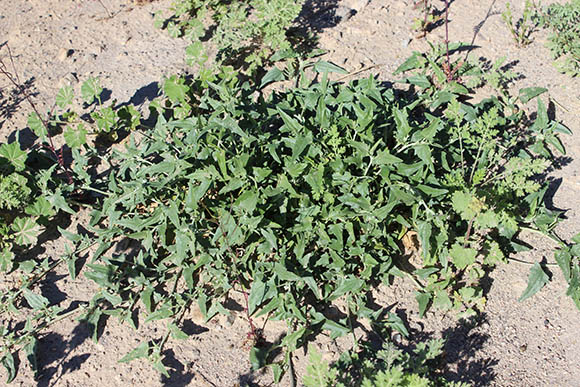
{"left": 501, "top": 0, "right": 538, "bottom": 47}
{"left": 536, "top": 0, "right": 580, "bottom": 76}
{"left": 0, "top": 50, "right": 133, "bottom": 382}
{"left": 0, "top": 136, "right": 73, "bottom": 383}
{"left": 304, "top": 338, "right": 469, "bottom": 387}
{"left": 32, "top": 46, "right": 570, "bottom": 384}
{"left": 155, "top": 0, "right": 306, "bottom": 75}
{"left": 27, "top": 77, "right": 141, "bottom": 147}
{"left": 1, "top": 12, "right": 578, "bottom": 383}
{"left": 412, "top": 0, "right": 443, "bottom": 39}
{"left": 0, "top": 140, "right": 57, "bottom": 272}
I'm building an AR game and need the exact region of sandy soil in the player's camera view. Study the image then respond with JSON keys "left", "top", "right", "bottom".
{"left": 1, "top": 0, "right": 580, "bottom": 386}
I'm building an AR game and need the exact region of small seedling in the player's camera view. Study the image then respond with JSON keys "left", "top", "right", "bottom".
{"left": 502, "top": 0, "right": 538, "bottom": 47}
{"left": 412, "top": 0, "right": 443, "bottom": 38}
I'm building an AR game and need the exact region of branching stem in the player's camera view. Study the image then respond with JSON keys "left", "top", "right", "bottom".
{"left": 0, "top": 45, "right": 73, "bottom": 184}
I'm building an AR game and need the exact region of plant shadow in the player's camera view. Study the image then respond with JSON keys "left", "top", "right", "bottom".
{"left": 343, "top": 311, "right": 497, "bottom": 386}
{"left": 0, "top": 76, "right": 37, "bottom": 131}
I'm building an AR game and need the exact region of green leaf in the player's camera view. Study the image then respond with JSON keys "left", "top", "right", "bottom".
{"left": 27, "top": 112, "right": 47, "bottom": 139}
{"left": 417, "top": 184, "right": 448, "bottom": 197}
{"left": 394, "top": 107, "right": 411, "bottom": 140}
{"left": 404, "top": 75, "right": 431, "bottom": 88}
{"left": 394, "top": 52, "right": 423, "bottom": 74}
{"left": 56, "top": 85, "right": 74, "bottom": 108}
{"left": 313, "top": 61, "right": 348, "bottom": 74}
{"left": 152, "top": 359, "right": 170, "bottom": 378}
{"left": 0, "top": 142, "right": 27, "bottom": 171}
{"left": 163, "top": 76, "right": 189, "bottom": 103}
{"left": 64, "top": 124, "right": 88, "bottom": 148}
{"left": 303, "top": 346, "right": 334, "bottom": 386}
{"left": 451, "top": 191, "right": 477, "bottom": 220}
{"left": 414, "top": 144, "right": 432, "bottom": 167}
{"left": 168, "top": 323, "right": 189, "bottom": 340}
{"left": 24, "top": 337, "right": 39, "bottom": 379}
{"left": 119, "top": 341, "right": 150, "bottom": 363}
{"left": 282, "top": 327, "right": 306, "bottom": 352}
{"left": 11, "top": 217, "right": 43, "bottom": 246}
{"left": 236, "top": 189, "right": 258, "bottom": 214}
{"left": 0, "top": 248, "right": 14, "bottom": 272}
{"left": 22, "top": 289, "right": 49, "bottom": 310}
{"left": 248, "top": 279, "right": 267, "bottom": 315}
{"left": 545, "top": 135, "right": 566, "bottom": 155}
{"left": 386, "top": 312, "right": 409, "bottom": 337}
{"left": 449, "top": 244, "right": 477, "bottom": 270}
{"left": 417, "top": 221, "right": 432, "bottom": 262}
{"left": 273, "top": 263, "right": 300, "bottom": 281}
{"left": 322, "top": 318, "right": 350, "bottom": 339}
{"left": 532, "top": 98, "right": 549, "bottom": 131}
{"left": 271, "top": 363, "right": 284, "bottom": 384}
{"left": 81, "top": 77, "right": 103, "bottom": 104}
{"left": 260, "top": 67, "right": 285, "bottom": 88}
{"left": 145, "top": 306, "right": 174, "bottom": 323}
{"left": 415, "top": 292, "right": 431, "bottom": 318}
{"left": 374, "top": 150, "right": 403, "bottom": 165}
{"left": 519, "top": 87, "right": 547, "bottom": 104}
{"left": 58, "top": 226, "right": 82, "bottom": 243}
{"left": 331, "top": 276, "right": 363, "bottom": 298}
{"left": 250, "top": 346, "right": 269, "bottom": 371}
{"left": 519, "top": 262, "right": 550, "bottom": 302}
{"left": 1, "top": 352, "right": 16, "bottom": 383}
{"left": 433, "top": 290, "right": 453, "bottom": 310}
{"left": 141, "top": 287, "right": 154, "bottom": 313}
{"left": 25, "top": 197, "right": 56, "bottom": 218}
{"left": 47, "top": 189, "right": 75, "bottom": 215}
{"left": 277, "top": 108, "right": 302, "bottom": 132}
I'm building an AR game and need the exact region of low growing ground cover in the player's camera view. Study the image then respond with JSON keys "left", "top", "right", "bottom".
{"left": 1, "top": 0, "right": 579, "bottom": 385}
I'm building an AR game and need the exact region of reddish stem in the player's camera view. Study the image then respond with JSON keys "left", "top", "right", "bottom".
{"left": 242, "top": 289, "right": 259, "bottom": 340}
{"left": 443, "top": 0, "right": 453, "bottom": 81}
{"left": 0, "top": 45, "right": 73, "bottom": 184}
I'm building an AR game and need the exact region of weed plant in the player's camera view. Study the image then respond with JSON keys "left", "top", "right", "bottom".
{"left": 412, "top": 0, "right": 443, "bottom": 39}
{"left": 1, "top": 2, "right": 579, "bottom": 384}
{"left": 155, "top": 0, "right": 306, "bottom": 75}
{"left": 536, "top": 0, "right": 580, "bottom": 76}
{"left": 18, "top": 57, "right": 569, "bottom": 382}
{"left": 303, "top": 338, "right": 468, "bottom": 386}
{"left": 501, "top": 0, "right": 538, "bottom": 47}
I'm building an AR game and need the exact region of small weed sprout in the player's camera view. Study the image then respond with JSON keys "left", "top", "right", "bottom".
{"left": 412, "top": 0, "right": 442, "bottom": 38}
{"left": 502, "top": 0, "right": 538, "bottom": 47}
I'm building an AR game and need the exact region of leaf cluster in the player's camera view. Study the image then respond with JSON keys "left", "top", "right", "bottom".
{"left": 0, "top": 141, "right": 57, "bottom": 272}
{"left": 0, "top": 29, "right": 577, "bottom": 384}
{"left": 155, "top": 0, "right": 306, "bottom": 74}
{"left": 28, "top": 77, "right": 141, "bottom": 148}
{"left": 536, "top": 0, "right": 580, "bottom": 76}
{"left": 303, "top": 338, "right": 468, "bottom": 387}
{"left": 46, "top": 50, "right": 570, "bottom": 380}
{"left": 501, "top": 0, "right": 539, "bottom": 48}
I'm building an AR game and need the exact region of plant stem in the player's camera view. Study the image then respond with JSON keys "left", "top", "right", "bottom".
{"left": 444, "top": 0, "right": 452, "bottom": 81}
{"left": 0, "top": 241, "right": 98, "bottom": 310}
{"left": 0, "top": 45, "right": 73, "bottom": 184}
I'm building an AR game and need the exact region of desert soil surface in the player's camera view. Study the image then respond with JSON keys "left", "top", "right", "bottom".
{"left": 1, "top": 0, "right": 580, "bottom": 386}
